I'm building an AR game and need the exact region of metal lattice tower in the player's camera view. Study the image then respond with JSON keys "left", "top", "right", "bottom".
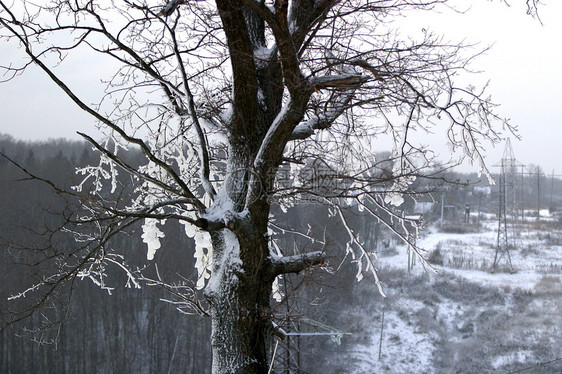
{"left": 502, "top": 138, "right": 521, "bottom": 220}
{"left": 492, "top": 139, "right": 522, "bottom": 272}
{"left": 271, "top": 316, "right": 302, "bottom": 374}
{"left": 493, "top": 160, "right": 515, "bottom": 272}
{"left": 271, "top": 315, "right": 349, "bottom": 373}
{"left": 271, "top": 276, "right": 349, "bottom": 373}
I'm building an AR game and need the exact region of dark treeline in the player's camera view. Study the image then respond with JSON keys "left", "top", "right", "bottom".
{"left": 0, "top": 135, "right": 212, "bottom": 374}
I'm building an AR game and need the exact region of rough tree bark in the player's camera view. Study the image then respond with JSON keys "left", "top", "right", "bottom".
{"left": 201, "top": 3, "right": 323, "bottom": 370}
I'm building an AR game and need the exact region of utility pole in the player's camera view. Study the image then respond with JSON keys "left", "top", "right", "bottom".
{"left": 537, "top": 166, "right": 541, "bottom": 219}
{"left": 440, "top": 191, "right": 445, "bottom": 228}
{"left": 550, "top": 169, "right": 555, "bottom": 212}
{"left": 517, "top": 167, "right": 560, "bottom": 221}
{"left": 521, "top": 169, "right": 525, "bottom": 221}
{"left": 477, "top": 191, "right": 482, "bottom": 232}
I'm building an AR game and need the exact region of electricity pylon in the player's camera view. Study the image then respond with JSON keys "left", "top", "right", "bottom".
{"left": 493, "top": 159, "right": 515, "bottom": 272}
{"left": 492, "top": 139, "right": 522, "bottom": 272}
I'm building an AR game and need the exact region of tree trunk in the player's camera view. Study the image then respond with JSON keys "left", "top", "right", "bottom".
{"left": 205, "top": 227, "right": 274, "bottom": 374}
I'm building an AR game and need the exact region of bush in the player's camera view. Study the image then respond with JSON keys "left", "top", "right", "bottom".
{"left": 427, "top": 247, "right": 443, "bottom": 265}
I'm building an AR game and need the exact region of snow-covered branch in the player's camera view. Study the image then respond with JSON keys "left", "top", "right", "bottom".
{"left": 271, "top": 251, "right": 326, "bottom": 276}
{"left": 157, "top": 0, "right": 187, "bottom": 17}
{"left": 289, "top": 75, "right": 365, "bottom": 140}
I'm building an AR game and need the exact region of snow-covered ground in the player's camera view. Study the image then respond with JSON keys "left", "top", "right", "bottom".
{"left": 383, "top": 219, "right": 562, "bottom": 291}
{"left": 334, "top": 218, "right": 562, "bottom": 374}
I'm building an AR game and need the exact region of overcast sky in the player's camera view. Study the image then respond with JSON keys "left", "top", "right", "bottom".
{"left": 0, "top": 1, "right": 560, "bottom": 175}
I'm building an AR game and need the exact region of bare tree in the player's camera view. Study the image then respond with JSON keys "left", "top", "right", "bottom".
{"left": 0, "top": 1, "right": 539, "bottom": 372}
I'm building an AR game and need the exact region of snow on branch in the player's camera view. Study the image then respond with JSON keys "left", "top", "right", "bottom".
{"left": 362, "top": 194, "right": 435, "bottom": 274}
{"left": 157, "top": 0, "right": 187, "bottom": 17}
{"left": 289, "top": 76, "right": 363, "bottom": 140}
{"left": 332, "top": 202, "right": 386, "bottom": 297}
{"left": 271, "top": 251, "right": 326, "bottom": 276}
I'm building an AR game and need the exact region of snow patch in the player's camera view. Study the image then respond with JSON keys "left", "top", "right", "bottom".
{"left": 205, "top": 230, "right": 242, "bottom": 294}
{"left": 491, "top": 350, "right": 534, "bottom": 369}
{"left": 349, "top": 310, "right": 437, "bottom": 374}
{"left": 181, "top": 221, "right": 213, "bottom": 289}
{"left": 141, "top": 218, "right": 165, "bottom": 260}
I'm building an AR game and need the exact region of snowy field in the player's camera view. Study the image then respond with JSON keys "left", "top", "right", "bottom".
{"left": 326, "top": 217, "right": 562, "bottom": 374}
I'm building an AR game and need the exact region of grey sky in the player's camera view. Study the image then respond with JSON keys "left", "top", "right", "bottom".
{"left": 0, "top": 1, "right": 560, "bottom": 175}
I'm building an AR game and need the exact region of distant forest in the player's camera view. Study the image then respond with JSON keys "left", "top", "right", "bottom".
{"left": 1, "top": 134, "right": 561, "bottom": 373}
{"left": 0, "top": 134, "right": 215, "bottom": 373}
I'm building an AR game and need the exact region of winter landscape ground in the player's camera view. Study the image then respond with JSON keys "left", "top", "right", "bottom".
{"left": 318, "top": 214, "right": 562, "bottom": 374}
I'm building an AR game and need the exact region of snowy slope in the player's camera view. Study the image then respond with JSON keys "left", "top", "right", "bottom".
{"left": 335, "top": 218, "right": 562, "bottom": 374}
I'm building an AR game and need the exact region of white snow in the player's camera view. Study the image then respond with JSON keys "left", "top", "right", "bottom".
{"left": 253, "top": 46, "right": 275, "bottom": 67}
{"left": 344, "top": 217, "right": 562, "bottom": 373}
{"left": 379, "top": 220, "right": 562, "bottom": 291}
{"left": 181, "top": 221, "right": 213, "bottom": 289}
{"left": 491, "top": 350, "right": 535, "bottom": 369}
{"left": 201, "top": 185, "right": 235, "bottom": 222}
{"left": 349, "top": 308, "right": 437, "bottom": 374}
{"left": 141, "top": 218, "right": 165, "bottom": 260}
{"left": 205, "top": 229, "right": 243, "bottom": 295}
{"left": 272, "top": 276, "right": 284, "bottom": 302}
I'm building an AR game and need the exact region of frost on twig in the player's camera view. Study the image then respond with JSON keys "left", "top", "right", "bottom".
{"left": 181, "top": 221, "right": 213, "bottom": 290}
{"left": 142, "top": 218, "right": 166, "bottom": 261}
{"left": 139, "top": 265, "right": 209, "bottom": 316}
